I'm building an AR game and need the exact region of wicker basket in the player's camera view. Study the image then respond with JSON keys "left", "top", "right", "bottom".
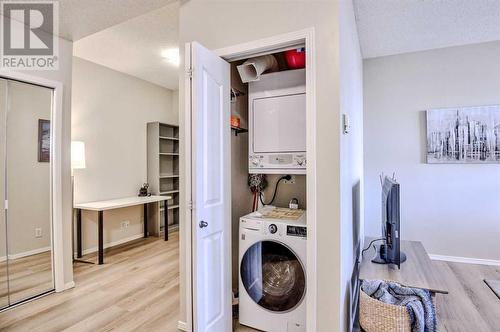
{"left": 359, "top": 289, "right": 412, "bottom": 332}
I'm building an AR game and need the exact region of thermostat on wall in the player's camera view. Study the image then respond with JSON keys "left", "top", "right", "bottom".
{"left": 342, "top": 113, "right": 350, "bottom": 134}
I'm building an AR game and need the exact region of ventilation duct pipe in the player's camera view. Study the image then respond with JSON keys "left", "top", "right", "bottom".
{"left": 237, "top": 55, "right": 279, "bottom": 83}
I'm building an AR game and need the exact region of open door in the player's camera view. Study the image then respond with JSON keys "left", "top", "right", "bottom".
{"left": 188, "top": 42, "right": 232, "bottom": 332}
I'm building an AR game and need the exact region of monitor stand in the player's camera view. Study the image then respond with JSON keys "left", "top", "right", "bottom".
{"left": 371, "top": 244, "right": 407, "bottom": 265}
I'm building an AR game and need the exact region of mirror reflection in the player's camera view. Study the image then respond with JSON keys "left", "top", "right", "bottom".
{"left": 0, "top": 79, "right": 54, "bottom": 309}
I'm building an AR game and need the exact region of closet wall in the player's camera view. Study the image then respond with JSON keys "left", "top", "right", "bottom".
{"left": 179, "top": 2, "right": 343, "bottom": 329}
{"left": 230, "top": 63, "right": 307, "bottom": 288}
{"left": 261, "top": 175, "right": 307, "bottom": 209}
{"left": 230, "top": 64, "right": 252, "bottom": 288}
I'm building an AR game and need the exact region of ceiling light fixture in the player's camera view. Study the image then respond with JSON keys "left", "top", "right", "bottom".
{"left": 161, "top": 48, "right": 180, "bottom": 66}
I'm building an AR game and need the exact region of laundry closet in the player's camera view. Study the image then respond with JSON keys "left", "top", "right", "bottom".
{"left": 228, "top": 48, "right": 308, "bottom": 332}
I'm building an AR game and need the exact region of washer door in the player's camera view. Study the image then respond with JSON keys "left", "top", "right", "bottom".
{"left": 240, "top": 240, "right": 306, "bottom": 312}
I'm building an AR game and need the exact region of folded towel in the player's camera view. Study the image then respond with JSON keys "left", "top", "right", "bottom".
{"left": 361, "top": 279, "right": 436, "bottom": 332}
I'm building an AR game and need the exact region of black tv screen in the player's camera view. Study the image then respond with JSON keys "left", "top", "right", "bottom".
{"left": 372, "top": 176, "right": 406, "bottom": 268}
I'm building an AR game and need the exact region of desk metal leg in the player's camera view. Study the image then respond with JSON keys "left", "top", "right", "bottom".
{"left": 98, "top": 210, "right": 104, "bottom": 265}
{"left": 144, "top": 203, "right": 148, "bottom": 238}
{"left": 164, "top": 200, "right": 169, "bottom": 241}
{"left": 73, "top": 209, "right": 94, "bottom": 265}
{"left": 76, "top": 209, "right": 82, "bottom": 258}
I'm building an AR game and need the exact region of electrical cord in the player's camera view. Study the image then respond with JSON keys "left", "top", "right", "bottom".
{"left": 361, "top": 238, "right": 385, "bottom": 258}
{"left": 259, "top": 175, "right": 291, "bottom": 206}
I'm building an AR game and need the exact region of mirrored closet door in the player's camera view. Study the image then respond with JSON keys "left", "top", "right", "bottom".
{"left": 0, "top": 78, "right": 55, "bottom": 310}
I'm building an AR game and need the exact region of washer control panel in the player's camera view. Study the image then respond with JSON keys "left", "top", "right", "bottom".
{"left": 287, "top": 225, "right": 307, "bottom": 238}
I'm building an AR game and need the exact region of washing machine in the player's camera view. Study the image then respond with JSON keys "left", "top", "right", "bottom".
{"left": 239, "top": 207, "right": 307, "bottom": 332}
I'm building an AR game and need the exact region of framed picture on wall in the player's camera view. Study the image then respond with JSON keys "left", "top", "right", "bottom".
{"left": 38, "top": 119, "right": 51, "bottom": 163}
{"left": 426, "top": 105, "right": 500, "bottom": 164}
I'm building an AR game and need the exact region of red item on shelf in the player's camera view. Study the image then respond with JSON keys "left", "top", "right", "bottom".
{"left": 284, "top": 48, "right": 306, "bottom": 69}
{"left": 231, "top": 115, "right": 240, "bottom": 128}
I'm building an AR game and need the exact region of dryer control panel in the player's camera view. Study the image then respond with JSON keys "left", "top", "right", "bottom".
{"left": 249, "top": 153, "right": 306, "bottom": 172}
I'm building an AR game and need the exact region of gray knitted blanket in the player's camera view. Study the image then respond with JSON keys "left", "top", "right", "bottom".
{"left": 361, "top": 279, "right": 436, "bottom": 332}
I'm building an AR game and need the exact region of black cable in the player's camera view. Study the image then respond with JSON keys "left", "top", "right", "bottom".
{"left": 361, "top": 238, "right": 385, "bottom": 257}
{"left": 259, "top": 175, "right": 291, "bottom": 206}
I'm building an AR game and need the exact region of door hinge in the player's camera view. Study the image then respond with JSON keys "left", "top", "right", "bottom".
{"left": 187, "top": 200, "right": 194, "bottom": 211}
{"left": 4, "top": 200, "right": 7, "bottom": 210}
{"left": 186, "top": 68, "right": 193, "bottom": 79}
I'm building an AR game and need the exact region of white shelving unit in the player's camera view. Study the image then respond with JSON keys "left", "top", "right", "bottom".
{"left": 147, "top": 122, "right": 180, "bottom": 236}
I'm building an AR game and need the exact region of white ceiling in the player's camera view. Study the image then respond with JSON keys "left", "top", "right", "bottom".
{"left": 58, "top": 0, "right": 175, "bottom": 41}
{"left": 73, "top": 2, "right": 179, "bottom": 90}
{"left": 354, "top": 0, "right": 500, "bottom": 59}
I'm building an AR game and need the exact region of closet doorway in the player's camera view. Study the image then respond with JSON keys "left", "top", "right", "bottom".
{"left": 0, "top": 78, "right": 55, "bottom": 310}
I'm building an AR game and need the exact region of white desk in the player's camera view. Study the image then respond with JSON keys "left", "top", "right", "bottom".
{"left": 74, "top": 195, "right": 172, "bottom": 264}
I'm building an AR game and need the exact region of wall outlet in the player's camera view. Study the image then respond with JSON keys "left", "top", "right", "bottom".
{"left": 284, "top": 175, "right": 296, "bottom": 184}
{"left": 120, "top": 220, "right": 130, "bottom": 229}
{"left": 35, "top": 228, "right": 42, "bottom": 238}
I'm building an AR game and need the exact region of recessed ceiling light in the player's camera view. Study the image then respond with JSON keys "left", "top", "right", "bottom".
{"left": 161, "top": 48, "right": 179, "bottom": 66}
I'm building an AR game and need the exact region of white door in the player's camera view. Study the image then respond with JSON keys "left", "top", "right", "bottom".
{"left": 188, "top": 42, "right": 231, "bottom": 332}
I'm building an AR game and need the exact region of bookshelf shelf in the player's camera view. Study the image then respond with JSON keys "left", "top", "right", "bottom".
{"left": 147, "top": 122, "right": 180, "bottom": 237}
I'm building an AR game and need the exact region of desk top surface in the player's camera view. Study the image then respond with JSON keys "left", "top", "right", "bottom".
{"left": 359, "top": 237, "right": 448, "bottom": 294}
{"left": 74, "top": 195, "right": 172, "bottom": 211}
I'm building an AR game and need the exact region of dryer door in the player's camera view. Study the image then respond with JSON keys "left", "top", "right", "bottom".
{"left": 240, "top": 240, "right": 306, "bottom": 312}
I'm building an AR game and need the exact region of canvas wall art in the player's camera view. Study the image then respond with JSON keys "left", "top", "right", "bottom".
{"left": 426, "top": 106, "right": 500, "bottom": 163}
{"left": 38, "top": 119, "right": 50, "bottom": 162}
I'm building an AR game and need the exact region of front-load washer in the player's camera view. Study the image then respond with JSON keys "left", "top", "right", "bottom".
{"left": 239, "top": 206, "right": 307, "bottom": 332}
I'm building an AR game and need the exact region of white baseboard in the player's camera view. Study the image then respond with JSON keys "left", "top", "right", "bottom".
{"left": 429, "top": 254, "right": 500, "bottom": 267}
{"left": 7, "top": 246, "right": 51, "bottom": 260}
{"left": 75, "top": 233, "right": 144, "bottom": 256}
{"left": 177, "top": 320, "right": 187, "bottom": 331}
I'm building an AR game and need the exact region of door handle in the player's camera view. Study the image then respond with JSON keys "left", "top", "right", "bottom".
{"left": 199, "top": 220, "right": 208, "bottom": 228}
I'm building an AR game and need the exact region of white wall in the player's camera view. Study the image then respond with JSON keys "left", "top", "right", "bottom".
{"left": 179, "top": 1, "right": 344, "bottom": 330}
{"left": 364, "top": 41, "right": 500, "bottom": 262}
{"left": 72, "top": 57, "right": 178, "bottom": 251}
{"left": 339, "top": 1, "right": 364, "bottom": 331}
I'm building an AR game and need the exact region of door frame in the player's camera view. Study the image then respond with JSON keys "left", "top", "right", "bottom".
{"left": 184, "top": 27, "right": 317, "bottom": 332}
{"left": 0, "top": 70, "right": 65, "bottom": 293}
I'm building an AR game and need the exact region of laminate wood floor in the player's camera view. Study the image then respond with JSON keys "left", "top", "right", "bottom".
{"left": 0, "top": 232, "right": 180, "bottom": 331}
{"left": 0, "top": 233, "right": 498, "bottom": 331}
{"left": 434, "top": 260, "right": 500, "bottom": 331}
{"left": 0, "top": 251, "right": 53, "bottom": 306}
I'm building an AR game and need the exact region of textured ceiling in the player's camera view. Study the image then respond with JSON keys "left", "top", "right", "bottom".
{"left": 74, "top": 2, "right": 179, "bottom": 90}
{"left": 58, "top": 0, "right": 175, "bottom": 41}
{"left": 354, "top": 0, "right": 500, "bottom": 59}
{"left": 0, "top": 0, "right": 174, "bottom": 41}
